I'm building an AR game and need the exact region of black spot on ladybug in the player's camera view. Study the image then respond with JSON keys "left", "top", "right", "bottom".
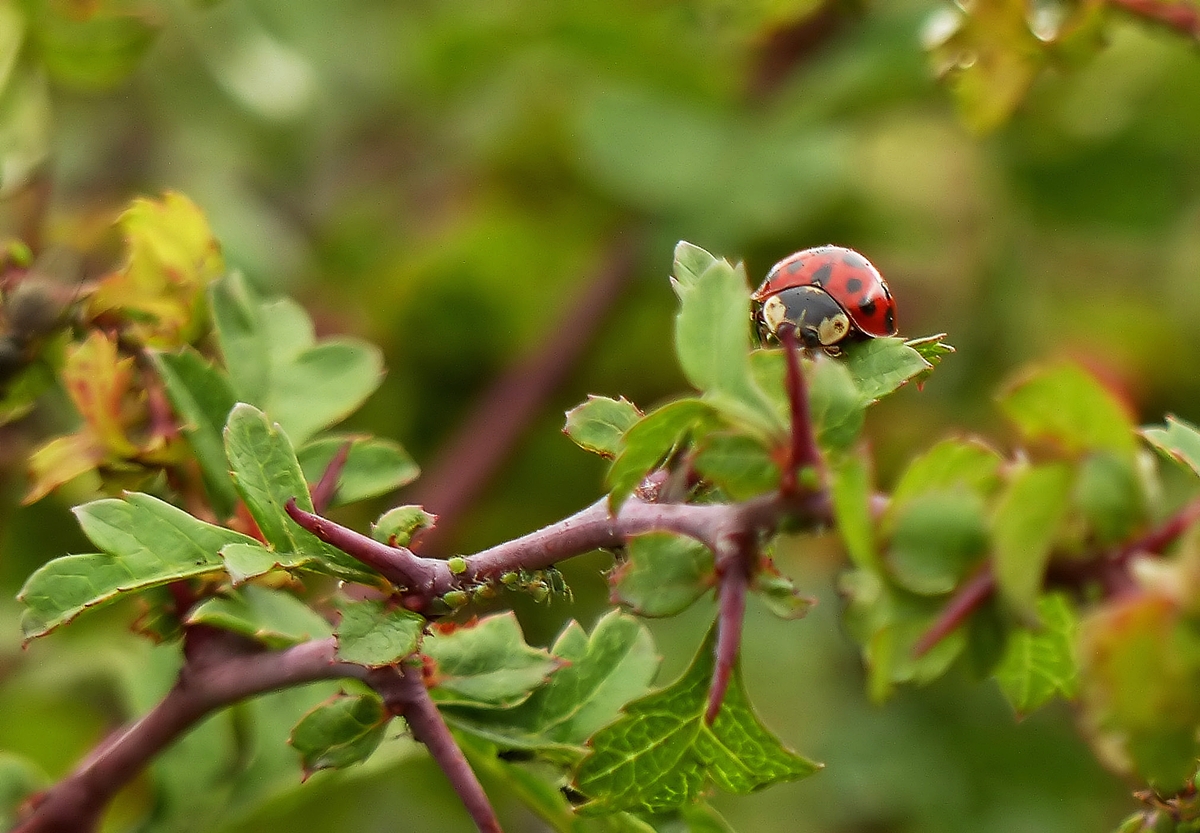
{"left": 884, "top": 308, "right": 895, "bottom": 331}
{"left": 786, "top": 259, "right": 805, "bottom": 275}
{"left": 859, "top": 299, "right": 876, "bottom": 317}
{"left": 809, "top": 263, "right": 833, "bottom": 285}
{"left": 845, "top": 277, "right": 863, "bottom": 294}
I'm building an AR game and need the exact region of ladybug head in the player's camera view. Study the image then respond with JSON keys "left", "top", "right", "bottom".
{"left": 757, "top": 285, "right": 853, "bottom": 349}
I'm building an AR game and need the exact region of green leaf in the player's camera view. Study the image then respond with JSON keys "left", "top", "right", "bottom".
{"left": 426, "top": 612, "right": 560, "bottom": 709}
{"left": 72, "top": 492, "right": 250, "bottom": 568}
{"left": 1143, "top": 415, "right": 1200, "bottom": 479}
{"left": 992, "top": 462, "right": 1073, "bottom": 619}
{"left": 186, "top": 585, "right": 333, "bottom": 649}
{"left": 999, "top": 362, "right": 1136, "bottom": 459}
{"left": 993, "top": 593, "right": 1078, "bottom": 715}
{"left": 830, "top": 451, "right": 877, "bottom": 571}
{"left": 210, "top": 273, "right": 384, "bottom": 445}
{"left": 843, "top": 337, "right": 932, "bottom": 402}
{"left": 887, "top": 491, "right": 989, "bottom": 595}
{"left": 457, "top": 733, "right": 663, "bottom": 833}
{"left": 643, "top": 803, "right": 737, "bottom": 833}
{"left": 904, "top": 333, "right": 955, "bottom": 370}
{"left": 752, "top": 562, "right": 815, "bottom": 620}
{"left": 442, "top": 611, "right": 659, "bottom": 757}
{"left": 840, "top": 569, "right": 967, "bottom": 702}
{"left": 606, "top": 398, "right": 720, "bottom": 512}
{"left": 296, "top": 434, "right": 419, "bottom": 506}
{"left": 565, "top": 395, "right": 644, "bottom": 458}
{"left": 887, "top": 438, "right": 1003, "bottom": 531}
{"left": 18, "top": 493, "right": 256, "bottom": 638}
{"left": 573, "top": 624, "right": 820, "bottom": 815}
{"left": 672, "top": 241, "right": 719, "bottom": 291}
{"left": 371, "top": 505, "right": 437, "bottom": 547}
{"left": 611, "top": 532, "right": 714, "bottom": 618}
{"left": 751, "top": 351, "right": 864, "bottom": 453}
{"left": 224, "top": 402, "right": 312, "bottom": 548}
{"left": 210, "top": 271, "right": 271, "bottom": 405}
{"left": 335, "top": 599, "right": 425, "bottom": 667}
{"left": 27, "top": 0, "right": 159, "bottom": 92}
{"left": 693, "top": 433, "right": 779, "bottom": 500}
{"left": 0, "top": 752, "right": 48, "bottom": 831}
{"left": 289, "top": 692, "right": 389, "bottom": 776}
{"left": 224, "top": 403, "right": 378, "bottom": 583}
{"left": 150, "top": 347, "right": 239, "bottom": 518}
{"left": 219, "top": 542, "right": 314, "bottom": 585}
{"left": 269, "top": 337, "right": 385, "bottom": 447}
{"left": 673, "top": 256, "right": 779, "bottom": 436}
{"left": 1073, "top": 452, "right": 1145, "bottom": 547}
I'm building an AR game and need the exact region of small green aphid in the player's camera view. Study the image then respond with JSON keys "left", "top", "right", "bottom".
{"left": 500, "top": 571, "right": 519, "bottom": 587}
{"left": 529, "top": 581, "right": 550, "bottom": 603}
{"left": 448, "top": 556, "right": 467, "bottom": 574}
{"left": 442, "top": 590, "right": 468, "bottom": 608}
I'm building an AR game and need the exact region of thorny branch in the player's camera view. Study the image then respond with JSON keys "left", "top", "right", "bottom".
{"left": 15, "top": 637, "right": 367, "bottom": 833}
{"left": 287, "top": 488, "right": 830, "bottom": 612}
{"left": 21, "top": 454, "right": 831, "bottom": 833}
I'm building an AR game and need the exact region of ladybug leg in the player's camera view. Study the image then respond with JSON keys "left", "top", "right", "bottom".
{"left": 822, "top": 345, "right": 842, "bottom": 358}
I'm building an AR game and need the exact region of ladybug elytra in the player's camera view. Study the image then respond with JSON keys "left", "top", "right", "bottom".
{"left": 752, "top": 245, "right": 897, "bottom": 353}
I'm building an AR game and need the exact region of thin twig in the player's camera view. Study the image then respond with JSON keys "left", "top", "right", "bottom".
{"left": 1114, "top": 496, "right": 1200, "bottom": 564}
{"left": 778, "top": 327, "right": 822, "bottom": 495}
{"left": 912, "top": 564, "right": 996, "bottom": 658}
{"left": 286, "top": 499, "right": 439, "bottom": 591}
{"left": 705, "top": 538, "right": 753, "bottom": 724}
{"left": 374, "top": 664, "right": 503, "bottom": 833}
{"left": 311, "top": 439, "right": 353, "bottom": 514}
{"left": 915, "top": 497, "right": 1200, "bottom": 659}
{"left": 290, "top": 486, "right": 830, "bottom": 605}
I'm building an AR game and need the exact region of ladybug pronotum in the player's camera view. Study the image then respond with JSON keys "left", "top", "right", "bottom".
{"left": 752, "top": 245, "right": 897, "bottom": 354}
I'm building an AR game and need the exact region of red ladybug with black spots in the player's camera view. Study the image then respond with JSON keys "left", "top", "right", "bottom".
{"left": 752, "top": 245, "right": 897, "bottom": 354}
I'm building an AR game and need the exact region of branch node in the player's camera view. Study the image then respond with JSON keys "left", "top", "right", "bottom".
{"left": 285, "top": 498, "right": 443, "bottom": 593}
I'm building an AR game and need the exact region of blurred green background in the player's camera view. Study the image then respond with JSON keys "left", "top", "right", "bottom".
{"left": 4, "top": 0, "right": 1200, "bottom": 829}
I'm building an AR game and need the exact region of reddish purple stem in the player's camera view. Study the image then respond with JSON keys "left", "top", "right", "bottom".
{"left": 912, "top": 564, "right": 996, "bottom": 658}
{"left": 286, "top": 499, "right": 440, "bottom": 591}
{"left": 375, "top": 665, "right": 503, "bottom": 833}
{"left": 778, "top": 327, "right": 821, "bottom": 495}
{"left": 310, "top": 440, "right": 353, "bottom": 514}
{"left": 706, "top": 544, "right": 751, "bottom": 724}
{"left": 15, "top": 639, "right": 365, "bottom": 833}
{"left": 1115, "top": 496, "right": 1200, "bottom": 563}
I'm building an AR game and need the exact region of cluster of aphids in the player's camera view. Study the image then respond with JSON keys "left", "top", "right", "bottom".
{"left": 439, "top": 564, "right": 572, "bottom": 611}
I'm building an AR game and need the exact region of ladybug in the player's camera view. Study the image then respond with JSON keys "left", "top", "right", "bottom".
{"left": 752, "top": 245, "right": 897, "bottom": 353}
